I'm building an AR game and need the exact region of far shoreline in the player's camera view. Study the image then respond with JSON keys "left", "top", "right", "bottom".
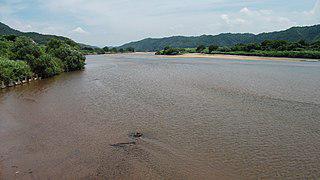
{"left": 157, "top": 53, "right": 320, "bottom": 62}
{"left": 100, "top": 52, "right": 320, "bottom": 62}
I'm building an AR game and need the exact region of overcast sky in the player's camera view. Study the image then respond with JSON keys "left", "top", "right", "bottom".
{"left": 0, "top": 0, "right": 319, "bottom": 47}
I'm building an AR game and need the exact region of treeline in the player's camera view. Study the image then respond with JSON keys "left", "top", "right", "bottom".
{"left": 0, "top": 35, "right": 85, "bottom": 85}
{"left": 81, "top": 46, "right": 135, "bottom": 55}
{"left": 155, "top": 46, "right": 196, "bottom": 55}
{"left": 156, "top": 40, "right": 320, "bottom": 59}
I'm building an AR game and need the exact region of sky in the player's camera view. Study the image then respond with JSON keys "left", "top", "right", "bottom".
{"left": 0, "top": 0, "right": 320, "bottom": 47}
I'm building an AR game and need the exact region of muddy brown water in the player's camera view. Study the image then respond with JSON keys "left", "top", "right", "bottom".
{"left": 1, "top": 53, "right": 320, "bottom": 179}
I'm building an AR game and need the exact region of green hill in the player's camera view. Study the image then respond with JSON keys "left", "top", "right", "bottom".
{"left": 119, "top": 24, "right": 320, "bottom": 52}
{"left": 0, "top": 22, "right": 70, "bottom": 44}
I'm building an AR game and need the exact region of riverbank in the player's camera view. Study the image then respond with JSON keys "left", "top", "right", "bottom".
{"left": 1, "top": 75, "right": 41, "bottom": 89}
{"left": 162, "top": 53, "right": 320, "bottom": 62}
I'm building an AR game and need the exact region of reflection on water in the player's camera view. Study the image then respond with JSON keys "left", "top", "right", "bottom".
{"left": 0, "top": 53, "right": 320, "bottom": 179}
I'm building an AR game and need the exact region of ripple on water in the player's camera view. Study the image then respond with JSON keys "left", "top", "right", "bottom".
{"left": 0, "top": 54, "right": 320, "bottom": 179}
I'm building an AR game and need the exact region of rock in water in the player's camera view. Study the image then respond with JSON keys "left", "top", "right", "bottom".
{"left": 133, "top": 132, "right": 143, "bottom": 138}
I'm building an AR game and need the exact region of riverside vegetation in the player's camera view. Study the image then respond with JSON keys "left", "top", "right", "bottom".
{"left": 156, "top": 40, "right": 320, "bottom": 59}
{"left": 0, "top": 35, "right": 85, "bottom": 86}
{"left": 81, "top": 46, "right": 135, "bottom": 55}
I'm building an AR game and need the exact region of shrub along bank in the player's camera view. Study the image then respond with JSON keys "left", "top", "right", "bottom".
{"left": 0, "top": 35, "right": 86, "bottom": 86}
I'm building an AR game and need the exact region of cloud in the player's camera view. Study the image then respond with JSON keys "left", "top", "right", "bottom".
{"left": 72, "top": 27, "right": 88, "bottom": 34}
{"left": 0, "top": 0, "right": 320, "bottom": 46}
{"left": 221, "top": 13, "right": 247, "bottom": 27}
{"left": 310, "top": 0, "right": 320, "bottom": 15}
{"left": 221, "top": 7, "right": 297, "bottom": 33}
{"left": 220, "top": 14, "right": 230, "bottom": 24}
{"left": 0, "top": 0, "right": 27, "bottom": 15}
{"left": 240, "top": 7, "right": 251, "bottom": 15}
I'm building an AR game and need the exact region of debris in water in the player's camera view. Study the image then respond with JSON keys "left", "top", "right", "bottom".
{"left": 110, "top": 132, "right": 143, "bottom": 148}
{"left": 110, "top": 142, "right": 136, "bottom": 147}
{"left": 132, "top": 132, "right": 143, "bottom": 138}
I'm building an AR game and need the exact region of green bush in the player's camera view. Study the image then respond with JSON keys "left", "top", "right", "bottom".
{"left": 208, "top": 45, "right": 219, "bottom": 53}
{"left": 0, "top": 36, "right": 86, "bottom": 84}
{"left": 46, "top": 39, "right": 86, "bottom": 71}
{"left": 0, "top": 57, "right": 32, "bottom": 84}
{"left": 0, "top": 39, "right": 12, "bottom": 58}
{"left": 196, "top": 45, "right": 206, "bottom": 53}
{"left": 33, "top": 54, "right": 63, "bottom": 78}
{"left": 110, "top": 47, "right": 118, "bottom": 53}
{"left": 10, "top": 36, "right": 41, "bottom": 65}
{"left": 103, "top": 46, "right": 109, "bottom": 52}
{"left": 64, "top": 51, "right": 86, "bottom": 71}
{"left": 214, "top": 50, "right": 320, "bottom": 59}
{"left": 155, "top": 47, "right": 182, "bottom": 55}
{"left": 126, "top": 47, "right": 135, "bottom": 52}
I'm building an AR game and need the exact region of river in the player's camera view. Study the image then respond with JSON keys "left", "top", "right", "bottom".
{"left": 1, "top": 53, "right": 320, "bottom": 179}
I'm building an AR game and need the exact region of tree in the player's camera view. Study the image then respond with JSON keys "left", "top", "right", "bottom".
{"left": 0, "top": 57, "right": 32, "bottom": 84}
{"left": 311, "top": 40, "right": 320, "bottom": 50}
{"left": 0, "top": 36, "right": 86, "bottom": 83}
{"left": 126, "top": 47, "right": 135, "bottom": 52}
{"left": 155, "top": 47, "right": 181, "bottom": 55}
{"left": 261, "top": 40, "right": 288, "bottom": 51}
{"left": 0, "top": 39, "right": 12, "bottom": 58}
{"left": 33, "top": 54, "right": 63, "bottom": 78}
{"left": 46, "top": 38, "right": 64, "bottom": 53}
{"left": 208, "top": 45, "right": 219, "bottom": 53}
{"left": 46, "top": 38, "right": 86, "bottom": 72}
{"left": 196, "top": 45, "right": 206, "bottom": 53}
{"left": 298, "top": 40, "right": 308, "bottom": 47}
{"left": 164, "top": 46, "right": 171, "bottom": 50}
{"left": 83, "top": 47, "right": 94, "bottom": 51}
{"left": 64, "top": 39, "right": 80, "bottom": 49}
{"left": 103, "top": 46, "right": 109, "bottom": 52}
{"left": 10, "top": 36, "right": 41, "bottom": 68}
{"left": 119, "top": 48, "right": 124, "bottom": 53}
{"left": 3, "top": 35, "right": 17, "bottom": 42}
{"left": 64, "top": 51, "right": 86, "bottom": 71}
{"left": 245, "top": 43, "right": 261, "bottom": 52}
{"left": 110, "top": 47, "right": 118, "bottom": 53}
{"left": 217, "top": 46, "right": 231, "bottom": 52}
{"left": 94, "top": 48, "right": 105, "bottom": 54}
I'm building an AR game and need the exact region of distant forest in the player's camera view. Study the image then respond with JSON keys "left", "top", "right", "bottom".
{"left": 156, "top": 40, "right": 320, "bottom": 59}
{"left": 119, "top": 24, "right": 320, "bottom": 52}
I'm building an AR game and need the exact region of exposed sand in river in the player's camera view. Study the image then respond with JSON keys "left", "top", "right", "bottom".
{"left": 161, "top": 53, "right": 319, "bottom": 62}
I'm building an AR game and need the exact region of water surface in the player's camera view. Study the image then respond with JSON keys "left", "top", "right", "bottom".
{"left": 1, "top": 53, "right": 320, "bottom": 179}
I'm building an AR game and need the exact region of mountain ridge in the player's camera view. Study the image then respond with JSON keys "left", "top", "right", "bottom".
{"left": 0, "top": 22, "right": 71, "bottom": 44}
{"left": 0, "top": 22, "right": 101, "bottom": 49}
{"left": 119, "top": 24, "right": 320, "bottom": 51}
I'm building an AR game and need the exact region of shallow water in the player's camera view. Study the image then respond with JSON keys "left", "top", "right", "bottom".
{"left": 1, "top": 53, "right": 320, "bottom": 179}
